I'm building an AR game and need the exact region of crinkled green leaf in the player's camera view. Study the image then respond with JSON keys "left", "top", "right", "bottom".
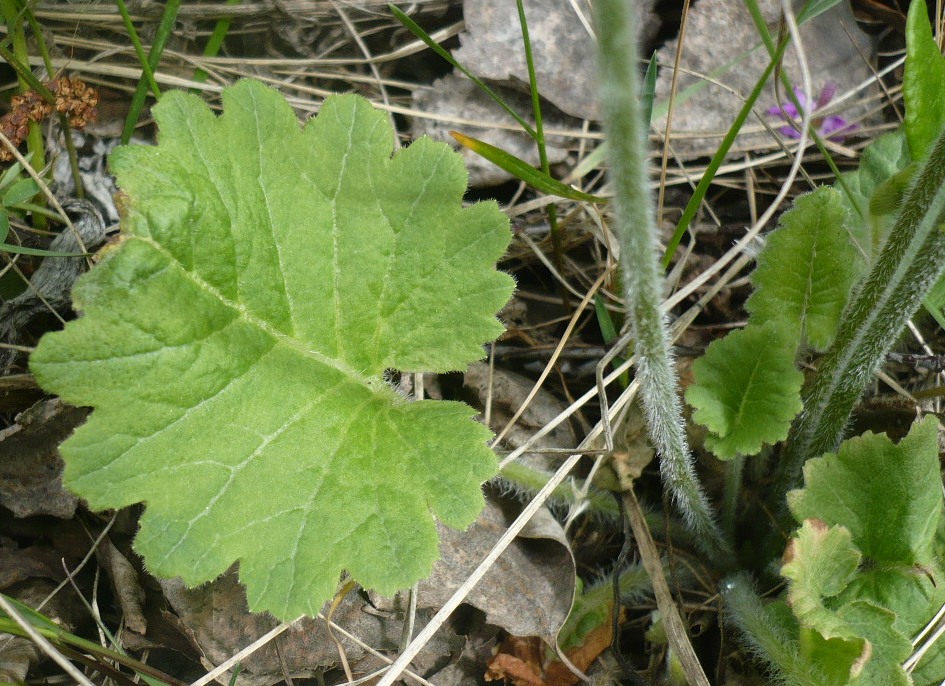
{"left": 746, "top": 186, "right": 855, "bottom": 350}
{"left": 781, "top": 522, "right": 921, "bottom": 686}
{"left": 838, "top": 601, "right": 912, "bottom": 686}
{"left": 30, "top": 80, "right": 515, "bottom": 620}
{"left": 781, "top": 520, "right": 865, "bottom": 672}
{"left": 904, "top": 0, "right": 945, "bottom": 159}
{"left": 685, "top": 321, "right": 803, "bottom": 459}
{"left": 788, "top": 416, "right": 942, "bottom": 565}
{"left": 840, "top": 565, "right": 945, "bottom": 638}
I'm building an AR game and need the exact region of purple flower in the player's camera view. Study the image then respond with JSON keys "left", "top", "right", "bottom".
{"left": 767, "top": 81, "right": 857, "bottom": 142}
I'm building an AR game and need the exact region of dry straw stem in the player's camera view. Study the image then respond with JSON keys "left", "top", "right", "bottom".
{"left": 621, "top": 488, "right": 710, "bottom": 686}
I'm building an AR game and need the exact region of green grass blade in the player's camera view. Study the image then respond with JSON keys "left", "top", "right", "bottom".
{"left": 193, "top": 0, "right": 241, "bottom": 84}
{"left": 0, "top": 243, "right": 88, "bottom": 257}
{"left": 120, "top": 0, "right": 181, "bottom": 143}
{"left": 661, "top": 45, "right": 784, "bottom": 268}
{"left": 450, "top": 131, "right": 605, "bottom": 202}
{"left": 114, "top": 0, "right": 161, "bottom": 99}
{"left": 388, "top": 3, "right": 538, "bottom": 140}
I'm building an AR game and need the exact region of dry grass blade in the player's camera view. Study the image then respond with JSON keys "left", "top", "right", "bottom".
{"left": 621, "top": 488, "right": 710, "bottom": 686}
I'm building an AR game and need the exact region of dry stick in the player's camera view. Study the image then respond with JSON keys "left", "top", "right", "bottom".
{"left": 189, "top": 619, "right": 300, "bottom": 686}
{"left": 621, "top": 488, "right": 711, "bottom": 686}
{"left": 491, "top": 269, "right": 608, "bottom": 446}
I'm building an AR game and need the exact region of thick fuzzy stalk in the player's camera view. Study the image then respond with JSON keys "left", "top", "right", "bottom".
{"left": 720, "top": 574, "right": 825, "bottom": 686}
{"left": 595, "top": 0, "right": 730, "bottom": 564}
{"left": 778, "top": 125, "right": 945, "bottom": 491}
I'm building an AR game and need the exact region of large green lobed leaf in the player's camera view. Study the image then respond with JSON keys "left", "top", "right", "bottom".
{"left": 31, "top": 80, "right": 515, "bottom": 619}
{"left": 788, "top": 416, "right": 942, "bottom": 566}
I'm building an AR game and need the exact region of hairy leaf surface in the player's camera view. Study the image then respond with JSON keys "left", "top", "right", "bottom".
{"left": 685, "top": 322, "right": 803, "bottom": 459}
{"left": 746, "top": 186, "right": 854, "bottom": 350}
{"left": 31, "top": 80, "right": 515, "bottom": 619}
{"left": 788, "top": 416, "right": 942, "bottom": 565}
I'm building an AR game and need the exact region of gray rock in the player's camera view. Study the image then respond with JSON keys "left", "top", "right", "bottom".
{"left": 454, "top": 0, "right": 659, "bottom": 122}
{"left": 412, "top": 73, "right": 574, "bottom": 187}
{"left": 652, "top": 0, "right": 878, "bottom": 159}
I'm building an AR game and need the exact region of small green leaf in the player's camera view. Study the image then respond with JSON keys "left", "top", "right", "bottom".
{"left": 746, "top": 186, "right": 855, "bottom": 350}
{"left": 869, "top": 161, "right": 918, "bottom": 217}
{"left": 640, "top": 52, "right": 657, "bottom": 127}
{"left": 0, "top": 157, "right": 28, "bottom": 190}
{"left": 782, "top": 519, "right": 862, "bottom": 642}
{"left": 1, "top": 177, "right": 40, "bottom": 208}
{"left": 685, "top": 321, "right": 803, "bottom": 459}
{"left": 904, "top": 0, "right": 945, "bottom": 159}
{"left": 449, "top": 131, "right": 605, "bottom": 203}
{"left": 31, "top": 80, "right": 515, "bottom": 620}
{"left": 788, "top": 416, "right": 942, "bottom": 565}
{"left": 840, "top": 130, "right": 911, "bottom": 264}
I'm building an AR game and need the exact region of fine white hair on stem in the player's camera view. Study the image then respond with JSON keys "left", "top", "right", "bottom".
{"left": 595, "top": 0, "right": 731, "bottom": 563}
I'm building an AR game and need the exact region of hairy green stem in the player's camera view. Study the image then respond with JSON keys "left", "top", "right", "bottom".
{"left": 720, "top": 574, "right": 825, "bottom": 686}
{"left": 778, "top": 124, "right": 945, "bottom": 491}
{"left": 595, "top": 0, "right": 730, "bottom": 565}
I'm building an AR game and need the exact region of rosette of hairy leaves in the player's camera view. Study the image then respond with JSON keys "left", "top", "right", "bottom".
{"left": 30, "top": 80, "right": 515, "bottom": 620}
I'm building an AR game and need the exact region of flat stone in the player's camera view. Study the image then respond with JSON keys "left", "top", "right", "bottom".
{"left": 453, "top": 0, "right": 659, "bottom": 121}
{"left": 652, "top": 0, "right": 878, "bottom": 159}
{"left": 412, "top": 73, "right": 574, "bottom": 187}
